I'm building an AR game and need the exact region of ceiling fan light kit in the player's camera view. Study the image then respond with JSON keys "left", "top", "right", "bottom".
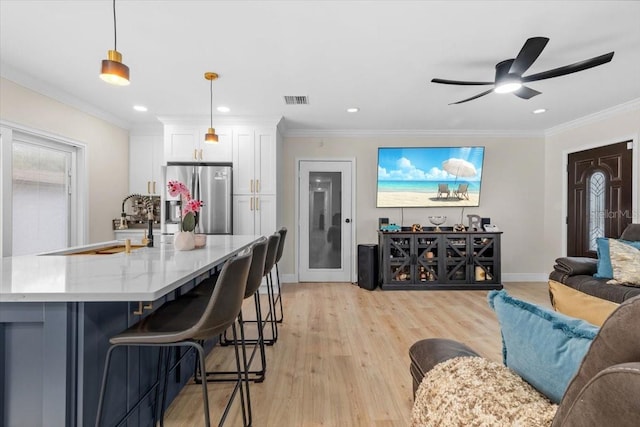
{"left": 432, "top": 36, "right": 614, "bottom": 104}
{"left": 204, "top": 72, "right": 219, "bottom": 144}
{"left": 100, "top": 0, "right": 129, "bottom": 86}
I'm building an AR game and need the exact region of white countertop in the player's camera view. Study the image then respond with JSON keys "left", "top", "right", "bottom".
{"left": 0, "top": 235, "right": 260, "bottom": 303}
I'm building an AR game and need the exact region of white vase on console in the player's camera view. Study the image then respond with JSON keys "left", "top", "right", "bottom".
{"left": 174, "top": 231, "right": 195, "bottom": 251}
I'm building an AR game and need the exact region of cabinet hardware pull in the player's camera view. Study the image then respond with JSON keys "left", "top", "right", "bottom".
{"left": 256, "top": 197, "right": 260, "bottom": 211}
{"left": 133, "top": 301, "right": 154, "bottom": 315}
{"left": 194, "top": 149, "right": 197, "bottom": 160}
{"left": 256, "top": 179, "right": 260, "bottom": 193}
{"left": 152, "top": 181, "right": 156, "bottom": 194}
{"left": 147, "top": 181, "right": 151, "bottom": 194}
{"left": 133, "top": 301, "right": 143, "bottom": 315}
{"left": 250, "top": 197, "right": 254, "bottom": 211}
{"left": 250, "top": 179, "right": 254, "bottom": 193}
{"left": 199, "top": 149, "right": 203, "bottom": 160}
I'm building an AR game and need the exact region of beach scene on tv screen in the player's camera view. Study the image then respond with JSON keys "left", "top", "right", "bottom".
{"left": 377, "top": 146, "right": 484, "bottom": 207}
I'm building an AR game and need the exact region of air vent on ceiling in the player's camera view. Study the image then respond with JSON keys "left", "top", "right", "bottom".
{"left": 284, "top": 95, "right": 309, "bottom": 105}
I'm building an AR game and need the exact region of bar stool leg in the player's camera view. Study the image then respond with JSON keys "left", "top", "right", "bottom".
{"left": 264, "top": 270, "right": 278, "bottom": 345}
{"left": 237, "top": 312, "right": 253, "bottom": 426}
{"left": 95, "top": 345, "right": 118, "bottom": 427}
{"left": 274, "top": 263, "right": 284, "bottom": 323}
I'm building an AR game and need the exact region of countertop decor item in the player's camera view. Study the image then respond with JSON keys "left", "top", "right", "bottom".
{"left": 167, "top": 180, "right": 203, "bottom": 251}
{"left": 194, "top": 233, "right": 207, "bottom": 248}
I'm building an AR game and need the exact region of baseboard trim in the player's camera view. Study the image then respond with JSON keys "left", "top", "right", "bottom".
{"left": 502, "top": 273, "right": 548, "bottom": 282}
{"left": 281, "top": 273, "right": 297, "bottom": 283}
{"left": 274, "top": 273, "right": 547, "bottom": 284}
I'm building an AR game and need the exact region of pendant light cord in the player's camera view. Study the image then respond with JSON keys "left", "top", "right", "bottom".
{"left": 112, "top": 0, "right": 118, "bottom": 51}
{"left": 210, "top": 79, "right": 213, "bottom": 128}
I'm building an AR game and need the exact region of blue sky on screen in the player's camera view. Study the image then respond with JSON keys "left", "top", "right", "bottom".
{"left": 377, "top": 147, "right": 484, "bottom": 181}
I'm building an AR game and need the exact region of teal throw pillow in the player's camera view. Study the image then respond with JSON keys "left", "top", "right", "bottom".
{"left": 488, "top": 290, "right": 599, "bottom": 403}
{"left": 594, "top": 238, "right": 640, "bottom": 279}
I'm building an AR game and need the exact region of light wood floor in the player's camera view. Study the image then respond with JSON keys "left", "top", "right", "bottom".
{"left": 163, "top": 282, "right": 550, "bottom": 426}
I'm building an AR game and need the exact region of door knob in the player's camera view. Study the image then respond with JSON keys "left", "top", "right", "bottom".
{"left": 345, "top": 218, "right": 351, "bottom": 223}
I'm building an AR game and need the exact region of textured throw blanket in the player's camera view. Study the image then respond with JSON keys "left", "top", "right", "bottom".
{"left": 411, "top": 357, "right": 557, "bottom": 427}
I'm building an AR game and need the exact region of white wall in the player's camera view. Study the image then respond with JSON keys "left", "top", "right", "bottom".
{"left": 282, "top": 134, "right": 547, "bottom": 281}
{"left": 543, "top": 104, "right": 640, "bottom": 271}
{"left": 0, "top": 78, "right": 129, "bottom": 243}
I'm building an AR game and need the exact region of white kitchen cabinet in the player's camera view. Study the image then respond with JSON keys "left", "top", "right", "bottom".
{"left": 129, "top": 134, "right": 163, "bottom": 195}
{"left": 232, "top": 128, "right": 276, "bottom": 195}
{"left": 233, "top": 194, "right": 276, "bottom": 236}
{"left": 164, "top": 125, "right": 232, "bottom": 163}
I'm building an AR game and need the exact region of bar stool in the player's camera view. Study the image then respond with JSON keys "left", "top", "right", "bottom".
{"left": 261, "top": 233, "right": 280, "bottom": 345}
{"left": 95, "top": 250, "right": 253, "bottom": 427}
{"left": 195, "top": 237, "right": 269, "bottom": 383}
{"left": 273, "top": 227, "right": 287, "bottom": 323}
{"left": 221, "top": 233, "right": 280, "bottom": 348}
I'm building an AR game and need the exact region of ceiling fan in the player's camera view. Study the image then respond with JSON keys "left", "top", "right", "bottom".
{"left": 431, "top": 37, "right": 614, "bottom": 105}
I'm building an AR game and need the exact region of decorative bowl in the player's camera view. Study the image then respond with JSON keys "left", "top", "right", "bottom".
{"left": 427, "top": 216, "right": 447, "bottom": 232}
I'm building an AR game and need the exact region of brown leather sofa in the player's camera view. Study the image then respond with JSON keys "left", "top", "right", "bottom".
{"left": 549, "top": 224, "right": 640, "bottom": 325}
{"left": 409, "top": 295, "right": 640, "bottom": 426}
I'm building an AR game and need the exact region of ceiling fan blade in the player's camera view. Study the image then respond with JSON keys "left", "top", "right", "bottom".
{"left": 522, "top": 52, "right": 614, "bottom": 83}
{"left": 449, "top": 89, "right": 494, "bottom": 105}
{"left": 513, "top": 86, "right": 541, "bottom": 99}
{"left": 509, "top": 37, "right": 549, "bottom": 76}
{"left": 431, "top": 78, "right": 493, "bottom": 86}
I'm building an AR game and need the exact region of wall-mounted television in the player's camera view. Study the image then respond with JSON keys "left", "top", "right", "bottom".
{"left": 377, "top": 146, "right": 485, "bottom": 208}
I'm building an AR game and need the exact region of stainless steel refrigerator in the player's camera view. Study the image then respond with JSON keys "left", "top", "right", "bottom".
{"left": 162, "top": 162, "right": 233, "bottom": 234}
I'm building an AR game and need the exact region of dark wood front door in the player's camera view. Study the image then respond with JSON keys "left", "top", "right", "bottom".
{"left": 567, "top": 141, "right": 633, "bottom": 257}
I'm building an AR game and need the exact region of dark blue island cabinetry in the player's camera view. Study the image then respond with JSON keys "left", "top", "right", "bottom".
{"left": 0, "top": 235, "right": 258, "bottom": 427}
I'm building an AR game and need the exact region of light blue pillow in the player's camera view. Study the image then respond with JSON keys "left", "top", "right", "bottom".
{"left": 595, "top": 238, "right": 640, "bottom": 278}
{"left": 488, "top": 290, "right": 599, "bottom": 403}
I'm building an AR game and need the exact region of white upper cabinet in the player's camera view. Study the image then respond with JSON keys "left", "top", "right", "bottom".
{"left": 129, "top": 134, "right": 163, "bottom": 195}
{"left": 164, "top": 125, "right": 232, "bottom": 163}
{"left": 232, "top": 127, "right": 276, "bottom": 195}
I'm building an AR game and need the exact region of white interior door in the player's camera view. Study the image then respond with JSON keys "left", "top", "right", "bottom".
{"left": 299, "top": 160, "right": 354, "bottom": 282}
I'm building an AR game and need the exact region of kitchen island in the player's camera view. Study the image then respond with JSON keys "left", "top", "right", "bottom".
{"left": 0, "top": 235, "right": 260, "bottom": 427}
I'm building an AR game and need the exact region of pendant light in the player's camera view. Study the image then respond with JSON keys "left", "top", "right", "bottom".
{"left": 204, "top": 72, "right": 219, "bottom": 143}
{"left": 100, "top": 0, "right": 130, "bottom": 86}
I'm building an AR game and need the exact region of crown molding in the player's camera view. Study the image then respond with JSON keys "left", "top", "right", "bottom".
{"left": 545, "top": 98, "right": 640, "bottom": 137}
{"left": 283, "top": 128, "right": 544, "bottom": 139}
{"left": 0, "top": 63, "right": 131, "bottom": 130}
{"left": 157, "top": 115, "right": 283, "bottom": 129}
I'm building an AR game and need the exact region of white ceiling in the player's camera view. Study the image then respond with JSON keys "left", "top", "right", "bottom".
{"left": 1, "top": 1, "right": 639, "bottom": 135}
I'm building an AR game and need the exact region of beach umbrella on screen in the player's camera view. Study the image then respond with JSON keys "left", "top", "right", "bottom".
{"left": 442, "top": 158, "right": 477, "bottom": 178}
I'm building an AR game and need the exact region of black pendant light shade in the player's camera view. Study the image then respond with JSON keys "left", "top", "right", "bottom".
{"left": 100, "top": 0, "right": 130, "bottom": 86}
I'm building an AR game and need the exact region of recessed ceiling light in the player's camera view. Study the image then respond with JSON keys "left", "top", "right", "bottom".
{"left": 217, "top": 106, "right": 230, "bottom": 113}
{"left": 347, "top": 107, "right": 359, "bottom": 113}
{"left": 532, "top": 108, "right": 547, "bottom": 114}
{"left": 133, "top": 105, "right": 148, "bottom": 112}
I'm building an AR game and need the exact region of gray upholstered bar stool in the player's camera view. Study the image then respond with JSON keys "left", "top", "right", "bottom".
{"left": 95, "top": 250, "right": 253, "bottom": 427}
{"left": 261, "top": 232, "right": 280, "bottom": 345}
{"left": 195, "top": 237, "right": 269, "bottom": 383}
{"left": 273, "top": 227, "right": 287, "bottom": 323}
{"left": 223, "top": 233, "right": 280, "bottom": 347}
